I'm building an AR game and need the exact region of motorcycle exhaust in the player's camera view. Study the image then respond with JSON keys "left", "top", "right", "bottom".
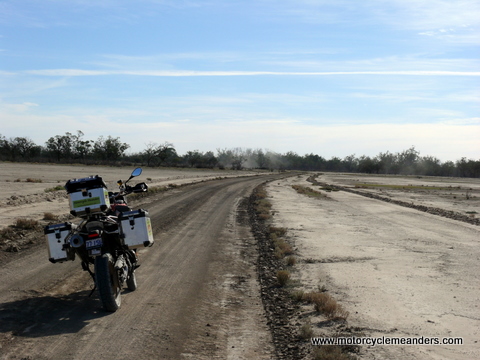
{"left": 70, "top": 234, "right": 85, "bottom": 248}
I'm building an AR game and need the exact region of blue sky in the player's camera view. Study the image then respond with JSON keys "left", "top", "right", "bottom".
{"left": 0, "top": 0, "right": 479, "bottom": 162}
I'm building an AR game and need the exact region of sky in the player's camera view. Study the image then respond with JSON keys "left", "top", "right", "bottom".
{"left": 0, "top": 0, "right": 479, "bottom": 162}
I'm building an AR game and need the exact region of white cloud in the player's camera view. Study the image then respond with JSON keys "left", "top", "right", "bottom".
{"left": 440, "top": 117, "right": 480, "bottom": 126}
{"left": 351, "top": 89, "right": 480, "bottom": 105}
{"left": 23, "top": 69, "right": 480, "bottom": 77}
{"left": 266, "top": 0, "right": 480, "bottom": 44}
{"left": 0, "top": 101, "right": 38, "bottom": 113}
{"left": 382, "top": 0, "right": 480, "bottom": 31}
{"left": 267, "top": 56, "right": 480, "bottom": 72}
{"left": 0, "top": 70, "right": 14, "bottom": 75}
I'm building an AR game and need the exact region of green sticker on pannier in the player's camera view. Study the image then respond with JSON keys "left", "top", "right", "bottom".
{"left": 73, "top": 197, "right": 101, "bottom": 208}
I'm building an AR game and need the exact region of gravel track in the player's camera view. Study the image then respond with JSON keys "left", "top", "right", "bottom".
{"left": 0, "top": 175, "right": 286, "bottom": 360}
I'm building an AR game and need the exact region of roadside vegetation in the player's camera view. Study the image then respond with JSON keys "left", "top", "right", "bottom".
{"left": 251, "top": 182, "right": 356, "bottom": 360}
{"left": 354, "top": 183, "right": 452, "bottom": 190}
{"left": 44, "top": 185, "right": 64, "bottom": 192}
{"left": 0, "top": 218, "right": 41, "bottom": 252}
{"left": 292, "top": 185, "right": 328, "bottom": 198}
{"left": 14, "top": 218, "right": 39, "bottom": 230}
{"left": 1, "top": 131, "right": 479, "bottom": 177}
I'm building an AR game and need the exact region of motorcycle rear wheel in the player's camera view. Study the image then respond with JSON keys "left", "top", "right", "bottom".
{"left": 95, "top": 253, "right": 122, "bottom": 312}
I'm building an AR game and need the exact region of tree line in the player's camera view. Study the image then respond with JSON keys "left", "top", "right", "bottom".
{"left": 1, "top": 131, "right": 479, "bottom": 178}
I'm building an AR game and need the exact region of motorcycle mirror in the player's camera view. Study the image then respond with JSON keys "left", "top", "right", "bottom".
{"left": 126, "top": 167, "right": 143, "bottom": 184}
{"left": 131, "top": 168, "right": 142, "bottom": 177}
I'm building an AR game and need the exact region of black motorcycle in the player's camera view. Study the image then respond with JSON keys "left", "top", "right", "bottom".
{"left": 45, "top": 168, "right": 154, "bottom": 312}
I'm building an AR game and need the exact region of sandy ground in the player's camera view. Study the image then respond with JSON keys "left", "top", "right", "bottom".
{"left": 267, "top": 174, "right": 480, "bottom": 360}
{"left": 0, "top": 162, "right": 263, "bottom": 229}
{"left": 320, "top": 172, "right": 480, "bottom": 216}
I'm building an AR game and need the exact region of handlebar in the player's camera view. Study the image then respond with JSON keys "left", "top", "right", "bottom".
{"left": 109, "top": 182, "right": 148, "bottom": 202}
{"left": 128, "top": 182, "right": 148, "bottom": 193}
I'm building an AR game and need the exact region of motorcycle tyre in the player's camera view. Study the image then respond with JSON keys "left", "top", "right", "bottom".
{"left": 126, "top": 270, "right": 137, "bottom": 291}
{"left": 95, "top": 253, "right": 122, "bottom": 312}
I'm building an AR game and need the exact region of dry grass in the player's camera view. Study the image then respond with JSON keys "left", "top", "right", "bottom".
{"left": 253, "top": 186, "right": 272, "bottom": 220}
{"left": 313, "top": 346, "right": 354, "bottom": 360}
{"left": 26, "top": 178, "right": 43, "bottom": 183}
{"left": 268, "top": 226, "right": 294, "bottom": 259}
{"left": 303, "top": 292, "right": 349, "bottom": 320}
{"left": 254, "top": 186, "right": 268, "bottom": 199}
{"left": 277, "top": 270, "right": 290, "bottom": 287}
{"left": 277, "top": 240, "right": 293, "bottom": 257}
{"left": 321, "top": 185, "right": 339, "bottom": 192}
{"left": 0, "top": 227, "right": 16, "bottom": 241}
{"left": 43, "top": 212, "right": 59, "bottom": 221}
{"left": 14, "top": 218, "right": 39, "bottom": 230}
{"left": 292, "top": 185, "right": 327, "bottom": 198}
{"left": 44, "top": 185, "right": 64, "bottom": 192}
{"left": 354, "top": 183, "right": 450, "bottom": 190}
{"left": 286, "top": 256, "right": 296, "bottom": 266}
{"left": 291, "top": 290, "right": 305, "bottom": 302}
{"left": 299, "top": 320, "right": 314, "bottom": 340}
{"left": 269, "top": 226, "right": 287, "bottom": 237}
{"left": 1, "top": 218, "right": 39, "bottom": 242}
{"left": 255, "top": 199, "right": 272, "bottom": 219}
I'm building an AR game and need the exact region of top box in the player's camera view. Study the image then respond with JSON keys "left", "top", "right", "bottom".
{"left": 65, "top": 175, "right": 107, "bottom": 193}
{"left": 65, "top": 175, "right": 110, "bottom": 217}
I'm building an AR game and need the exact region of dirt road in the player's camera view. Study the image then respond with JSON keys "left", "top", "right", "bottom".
{"left": 0, "top": 175, "right": 283, "bottom": 360}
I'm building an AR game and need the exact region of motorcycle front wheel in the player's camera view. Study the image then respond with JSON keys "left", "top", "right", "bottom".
{"left": 95, "top": 253, "right": 122, "bottom": 312}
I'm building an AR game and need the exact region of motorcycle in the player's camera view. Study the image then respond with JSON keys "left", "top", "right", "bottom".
{"left": 44, "top": 167, "right": 154, "bottom": 312}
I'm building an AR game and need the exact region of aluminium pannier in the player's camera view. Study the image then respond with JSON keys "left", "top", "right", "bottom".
{"left": 44, "top": 222, "right": 75, "bottom": 263}
{"left": 65, "top": 175, "right": 110, "bottom": 217}
{"left": 119, "top": 209, "right": 154, "bottom": 249}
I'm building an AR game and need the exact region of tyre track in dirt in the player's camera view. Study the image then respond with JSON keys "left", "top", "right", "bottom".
{"left": 0, "top": 175, "right": 286, "bottom": 360}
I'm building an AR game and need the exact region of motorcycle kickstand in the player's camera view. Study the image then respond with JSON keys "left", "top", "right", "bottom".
{"left": 81, "top": 261, "right": 97, "bottom": 297}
